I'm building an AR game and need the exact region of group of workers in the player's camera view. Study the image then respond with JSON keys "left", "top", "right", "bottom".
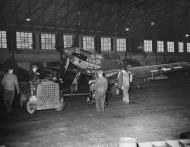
{"left": 1, "top": 64, "right": 133, "bottom": 113}
{"left": 89, "top": 65, "right": 133, "bottom": 113}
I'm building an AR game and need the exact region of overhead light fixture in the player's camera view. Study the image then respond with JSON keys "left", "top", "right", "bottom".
{"left": 185, "top": 34, "right": 189, "bottom": 38}
{"left": 125, "top": 27, "right": 130, "bottom": 31}
{"left": 25, "top": 0, "right": 31, "bottom": 22}
{"left": 25, "top": 17, "right": 31, "bottom": 22}
{"left": 150, "top": 21, "right": 155, "bottom": 26}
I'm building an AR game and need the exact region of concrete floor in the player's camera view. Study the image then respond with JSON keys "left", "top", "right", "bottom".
{"left": 0, "top": 73, "right": 190, "bottom": 147}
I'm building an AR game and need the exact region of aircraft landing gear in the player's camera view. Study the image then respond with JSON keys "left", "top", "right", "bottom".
{"left": 110, "top": 84, "right": 120, "bottom": 96}
{"left": 86, "top": 92, "right": 95, "bottom": 105}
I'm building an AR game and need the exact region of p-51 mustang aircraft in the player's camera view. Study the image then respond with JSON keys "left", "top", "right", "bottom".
{"left": 46, "top": 47, "right": 190, "bottom": 98}
{"left": 54, "top": 47, "right": 122, "bottom": 97}
{"left": 62, "top": 47, "right": 122, "bottom": 77}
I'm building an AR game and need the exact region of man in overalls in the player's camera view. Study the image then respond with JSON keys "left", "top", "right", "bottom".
{"left": 94, "top": 70, "right": 108, "bottom": 112}
{"left": 118, "top": 66, "right": 132, "bottom": 104}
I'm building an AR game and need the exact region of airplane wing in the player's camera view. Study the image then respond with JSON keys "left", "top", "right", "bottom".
{"left": 128, "top": 62, "right": 190, "bottom": 80}
{"left": 102, "top": 62, "right": 190, "bottom": 87}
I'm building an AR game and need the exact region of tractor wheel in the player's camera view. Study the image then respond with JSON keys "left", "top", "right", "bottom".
{"left": 56, "top": 97, "right": 66, "bottom": 111}
{"left": 26, "top": 101, "right": 35, "bottom": 114}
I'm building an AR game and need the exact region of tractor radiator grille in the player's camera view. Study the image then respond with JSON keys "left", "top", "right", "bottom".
{"left": 37, "top": 81, "right": 59, "bottom": 109}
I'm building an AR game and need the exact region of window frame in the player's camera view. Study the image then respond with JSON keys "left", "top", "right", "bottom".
{"left": 116, "top": 38, "right": 126, "bottom": 52}
{"left": 101, "top": 37, "right": 112, "bottom": 52}
{"left": 187, "top": 43, "right": 190, "bottom": 53}
{"left": 167, "top": 41, "right": 174, "bottom": 53}
{"left": 63, "top": 34, "right": 73, "bottom": 48}
{"left": 82, "top": 36, "right": 95, "bottom": 51}
{"left": 0, "top": 30, "right": 7, "bottom": 48}
{"left": 144, "top": 40, "right": 152, "bottom": 52}
{"left": 40, "top": 33, "right": 56, "bottom": 50}
{"left": 178, "top": 42, "right": 184, "bottom": 53}
{"left": 16, "top": 31, "right": 33, "bottom": 49}
{"left": 157, "top": 41, "right": 164, "bottom": 53}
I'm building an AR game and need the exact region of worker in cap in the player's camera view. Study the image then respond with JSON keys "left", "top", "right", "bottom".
{"left": 2, "top": 67, "right": 19, "bottom": 113}
{"left": 29, "top": 64, "right": 40, "bottom": 81}
{"left": 94, "top": 70, "right": 108, "bottom": 112}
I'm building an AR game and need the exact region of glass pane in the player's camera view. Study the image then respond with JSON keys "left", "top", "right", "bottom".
{"left": 16, "top": 32, "right": 33, "bottom": 49}
{"left": 157, "top": 41, "right": 164, "bottom": 52}
{"left": 144, "top": 40, "right": 152, "bottom": 52}
{"left": 0, "top": 31, "right": 7, "bottom": 48}
{"left": 41, "top": 33, "right": 56, "bottom": 50}
{"left": 101, "top": 37, "right": 111, "bottom": 51}
{"left": 83, "top": 36, "right": 95, "bottom": 51}
{"left": 116, "top": 38, "right": 126, "bottom": 52}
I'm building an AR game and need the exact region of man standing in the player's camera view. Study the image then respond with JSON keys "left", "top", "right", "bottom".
{"left": 118, "top": 66, "right": 132, "bottom": 104}
{"left": 2, "top": 67, "right": 19, "bottom": 113}
{"left": 94, "top": 70, "right": 108, "bottom": 112}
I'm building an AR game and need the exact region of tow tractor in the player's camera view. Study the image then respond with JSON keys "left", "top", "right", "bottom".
{"left": 20, "top": 78, "right": 65, "bottom": 114}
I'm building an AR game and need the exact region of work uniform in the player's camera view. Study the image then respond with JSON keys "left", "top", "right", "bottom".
{"left": 118, "top": 69, "right": 130, "bottom": 103}
{"left": 29, "top": 69, "right": 40, "bottom": 96}
{"left": 2, "top": 72, "right": 19, "bottom": 112}
{"left": 94, "top": 76, "right": 108, "bottom": 112}
{"left": 29, "top": 70, "right": 40, "bottom": 82}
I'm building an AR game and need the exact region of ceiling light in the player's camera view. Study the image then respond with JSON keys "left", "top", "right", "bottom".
{"left": 25, "top": 18, "right": 31, "bottom": 22}
{"left": 150, "top": 21, "right": 155, "bottom": 26}
{"left": 185, "top": 34, "right": 189, "bottom": 38}
{"left": 125, "top": 27, "right": 130, "bottom": 31}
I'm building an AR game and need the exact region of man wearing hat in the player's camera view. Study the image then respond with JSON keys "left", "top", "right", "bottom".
{"left": 2, "top": 67, "right": 19, "bottom": 113}
{"left": 94, "top": 70, "right": 108, "bottom": 112}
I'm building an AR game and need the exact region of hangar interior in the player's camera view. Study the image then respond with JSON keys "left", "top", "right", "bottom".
{"left": 0, "top": 0, "right": 190, "bottom": 70}
{"left": 0, "top": 0, "right": 190, "bottom": 147}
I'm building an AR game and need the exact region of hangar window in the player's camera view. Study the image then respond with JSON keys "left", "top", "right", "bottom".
{"left": 16, "top": 32, "right": 33, "bottom": 49}
{"left": 63, "top": 34, "right": 73, "bottom": 48}
{"left": 178, "top": 42, "right": 184, "bottom": 53}
{"left": 41, "top": 33, "right": 56, "bottom": 50}
{"left": 157, "top": 41, "right": 164, "bottom": 52}
{"left": 0, "top": 31, "right": 7, "bottom": 48}
{"left": 101, "top": 37, "right": 111, "bottom": 52}
{"left": 116, "top": 38, "right": 126, "bottom": 52}
{"left": 167, "top": 41, "right": 174, "bottom": 52}
{"left": 187, "top": 43, "right": 190, "bottom": 53}
{"left": 82, "top": 36, "right": 95, "bottom": 51}
{"left": 144, "top": 40, "right": 152, "bottom": 52}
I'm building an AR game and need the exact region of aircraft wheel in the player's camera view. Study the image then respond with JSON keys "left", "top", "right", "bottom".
{"left": 56, "top": 97, "right": 66, "bottom": 111}
{"left": 110, "top": 85, "right": 120, "bottom": 96}
{"left": 26, "top": 101, "right": 36, "bottom": 114}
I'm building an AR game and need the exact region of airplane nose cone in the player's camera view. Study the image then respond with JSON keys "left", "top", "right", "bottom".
{"left": 63, "top": 49, "right": 70, "bottom": 56}
{"left": 63, "top": 48, "right": 72, "bottom": 58}
{"left": 63, "top": 49, "right": 68, "bottom": 53}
